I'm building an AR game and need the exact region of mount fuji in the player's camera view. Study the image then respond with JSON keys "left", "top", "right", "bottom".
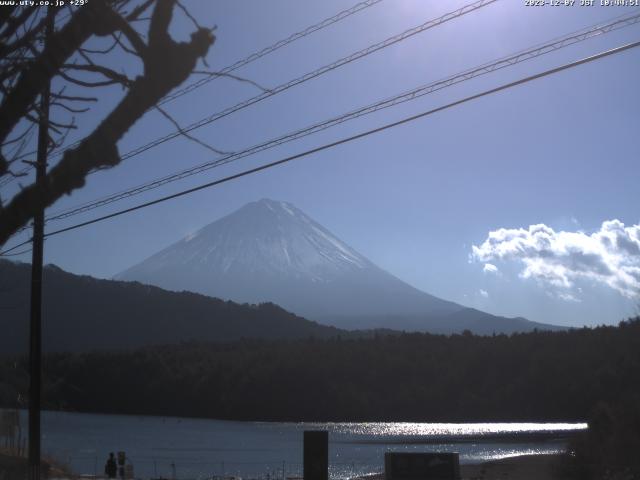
{"left": 117, "top": 199, "right": 560, "bottom": 334}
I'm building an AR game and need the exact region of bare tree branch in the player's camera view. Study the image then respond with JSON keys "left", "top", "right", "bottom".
{"left": 0, "top": 9, "right": 51, "bottom": 58}
{"left": 110, "top": 31, "right": 140, "bottom": 56}
{"left": 58, "top": 70, "right": 125, "bottom": 88}
{"left": 51, "top": 102, "right": 91, "bottom": 114}
{"left": 61, "top": 63, "right": 133, "bottom": 87}
{"left": 0, "top": 7, "right": 36, "bottom": 43}
{"left": 0, "top": 0, "right": 115, "bottom": 149}
{"left": 110, "top": 16, "right": 147, "bottom": 56}
{"left": 1, "top": 123, "right": 36, "bottom": 148}
{"left": 50, "top": 93, "right": 98, "bottom": 102}
{"left": 0, "top": 5, "right": 17, "bottom": 31}
{"left": 192, "top": 70, "right": 272, "bottom": 93}
{"left": 125, "top": 0, "right": 156, "bottom": 22}
{"left": 0, "top": 0, "right": 215, "bottom": 245}
{"left": 176, "top": 0, "right": 201, "bottom": 30}
{"left": 80, "top": 35, "right": 121, "bottom": 55}
{"left": 48, "top": 118, "right": 77, "bottom": 131}
{"left": 154, "top": 105, "right": 232, "bottom": 155}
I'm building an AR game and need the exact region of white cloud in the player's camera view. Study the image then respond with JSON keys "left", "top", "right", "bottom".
{"left": 479, "top": 289, "right": 489, "bottom": 298}
{"left": 483, "top": 263, "right": 499, "bottom": 274}
{"left": 471, "top": 219, "right": 640, "bottom": 299}
{"left": 552, "top": 291, "right": 582, "bottom": 303}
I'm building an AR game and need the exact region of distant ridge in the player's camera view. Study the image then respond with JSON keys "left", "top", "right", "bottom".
{"left": 117, "top": 199, "right": 563, "bottom": 334}
{"left": 0, "top": 259, "right": 343, "bottom": 354}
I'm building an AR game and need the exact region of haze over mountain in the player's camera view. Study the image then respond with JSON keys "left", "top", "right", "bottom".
{"left": 117, "top": 199, "right": 561, "bottom": 334}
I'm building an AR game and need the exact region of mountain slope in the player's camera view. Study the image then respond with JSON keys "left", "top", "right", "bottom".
{"left": 0, "top": 260, "right": 343, "bottom": 354}
{"left": 117, "top": 199, "right": 463, "bottom": 319}
{"left": 117, "top": 199, "right": 561, "bottom": 334}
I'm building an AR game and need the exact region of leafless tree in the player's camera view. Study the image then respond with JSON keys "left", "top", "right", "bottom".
{"left": 0, "top": 0, "right": 216, "bottom": 247}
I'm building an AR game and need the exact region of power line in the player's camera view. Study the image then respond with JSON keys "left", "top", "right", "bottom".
{"left": 0, "top": 0, "right": 497, "bottom": 190}
{"left": 0, "top": 246, "right": 32, "bottom": 257}
{"left": 0, "top": 0, "right": 384, "bottom": 187}
{"left": 33, "top": 39, "right": 640, "bottom": 242}
{"left": 105, "top": 0, "right": 498, "bottom": 162}
{"left": 2, "top": 38, "right": 638, "bottom": 255}
{"left": 43, "top": 10, "right": 640, "bottom": 223}
{"left": 160, "top": 0, "right": 385, "bottom": 105}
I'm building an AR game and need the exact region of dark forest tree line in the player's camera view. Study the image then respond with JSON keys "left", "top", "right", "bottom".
{"left": 1, "top": 318, "right": 639, "bottom": 422}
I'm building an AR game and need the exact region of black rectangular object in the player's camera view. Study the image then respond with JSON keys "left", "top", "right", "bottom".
{"left": 303, "top": 430, "right": 328, "bottom": 480}
{"left": 384, "top": 452, "right": 460, "bottom": 480}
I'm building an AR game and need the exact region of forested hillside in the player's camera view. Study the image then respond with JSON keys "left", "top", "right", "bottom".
{"left": 0, "top": 260, "right": 342, "bottom": 353}
{"left": 1, "top": 319, "right": 639, "bottom": 422}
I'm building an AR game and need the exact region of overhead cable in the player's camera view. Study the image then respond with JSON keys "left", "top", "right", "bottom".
{"left": 32, "top": 39, "right": 640, "bottom": 243}
{"left": 0, "top": 0, "right": 383, "bottom": 187}
{"left": 45, "top": 10, "right": 640, "bottom": 223}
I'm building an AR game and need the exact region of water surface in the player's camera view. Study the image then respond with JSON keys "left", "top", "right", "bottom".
{"left": 25, "top": 410, "right": 586, "bottom": 479}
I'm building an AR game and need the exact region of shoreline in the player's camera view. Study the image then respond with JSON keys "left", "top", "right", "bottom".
{"left": 460, "top": 453, "right": 568, "bottom": 480}
{"left": 1, "top": 452, "right": 570, "bottom": 480}
{"left": 356, "top": 453, "right": 569, "bottom": 480}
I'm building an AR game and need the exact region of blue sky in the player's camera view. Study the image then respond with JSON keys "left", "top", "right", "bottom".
{"left": 3, "top": 0, "right": 640, "bottom": 327}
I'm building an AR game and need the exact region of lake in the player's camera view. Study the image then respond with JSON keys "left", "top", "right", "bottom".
{"left": 23, "top": 410, "right": 586, "bottom": 479}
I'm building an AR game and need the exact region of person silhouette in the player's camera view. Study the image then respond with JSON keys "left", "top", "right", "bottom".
{"left": 105, "top": 452, "right": 117, "bottom": 479}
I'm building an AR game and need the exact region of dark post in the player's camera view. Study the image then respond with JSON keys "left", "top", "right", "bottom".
{"left": 28, "top": 10, "right": 52, "bottom": 480}
{"left": 303, "top": 430, "right": 328, "bottom": 480}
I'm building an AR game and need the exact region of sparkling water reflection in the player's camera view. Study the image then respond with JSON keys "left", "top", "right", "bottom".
{"left": 26, "top": 411, "right": 586, "bottom": 479}
{"left": 305, "top": 421, "right": 587, "bottom": 436}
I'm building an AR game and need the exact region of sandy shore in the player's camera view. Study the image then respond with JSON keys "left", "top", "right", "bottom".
{"left": 460, "top": 453, "right": 567, "bottom": 479}
{"left": 356, "top": 453, "right": 568, "bottom": 480}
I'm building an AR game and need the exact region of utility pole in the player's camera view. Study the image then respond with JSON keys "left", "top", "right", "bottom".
{"left": 28, "top": 9, "right": 53, "bottom": 480}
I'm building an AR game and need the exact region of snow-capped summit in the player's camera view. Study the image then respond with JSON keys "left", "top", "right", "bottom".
{"left": 117, "top": 199, "right": 553, "bottom": 333}
{"left": 168, "top": 199, "right": 369, "bottom": 282}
